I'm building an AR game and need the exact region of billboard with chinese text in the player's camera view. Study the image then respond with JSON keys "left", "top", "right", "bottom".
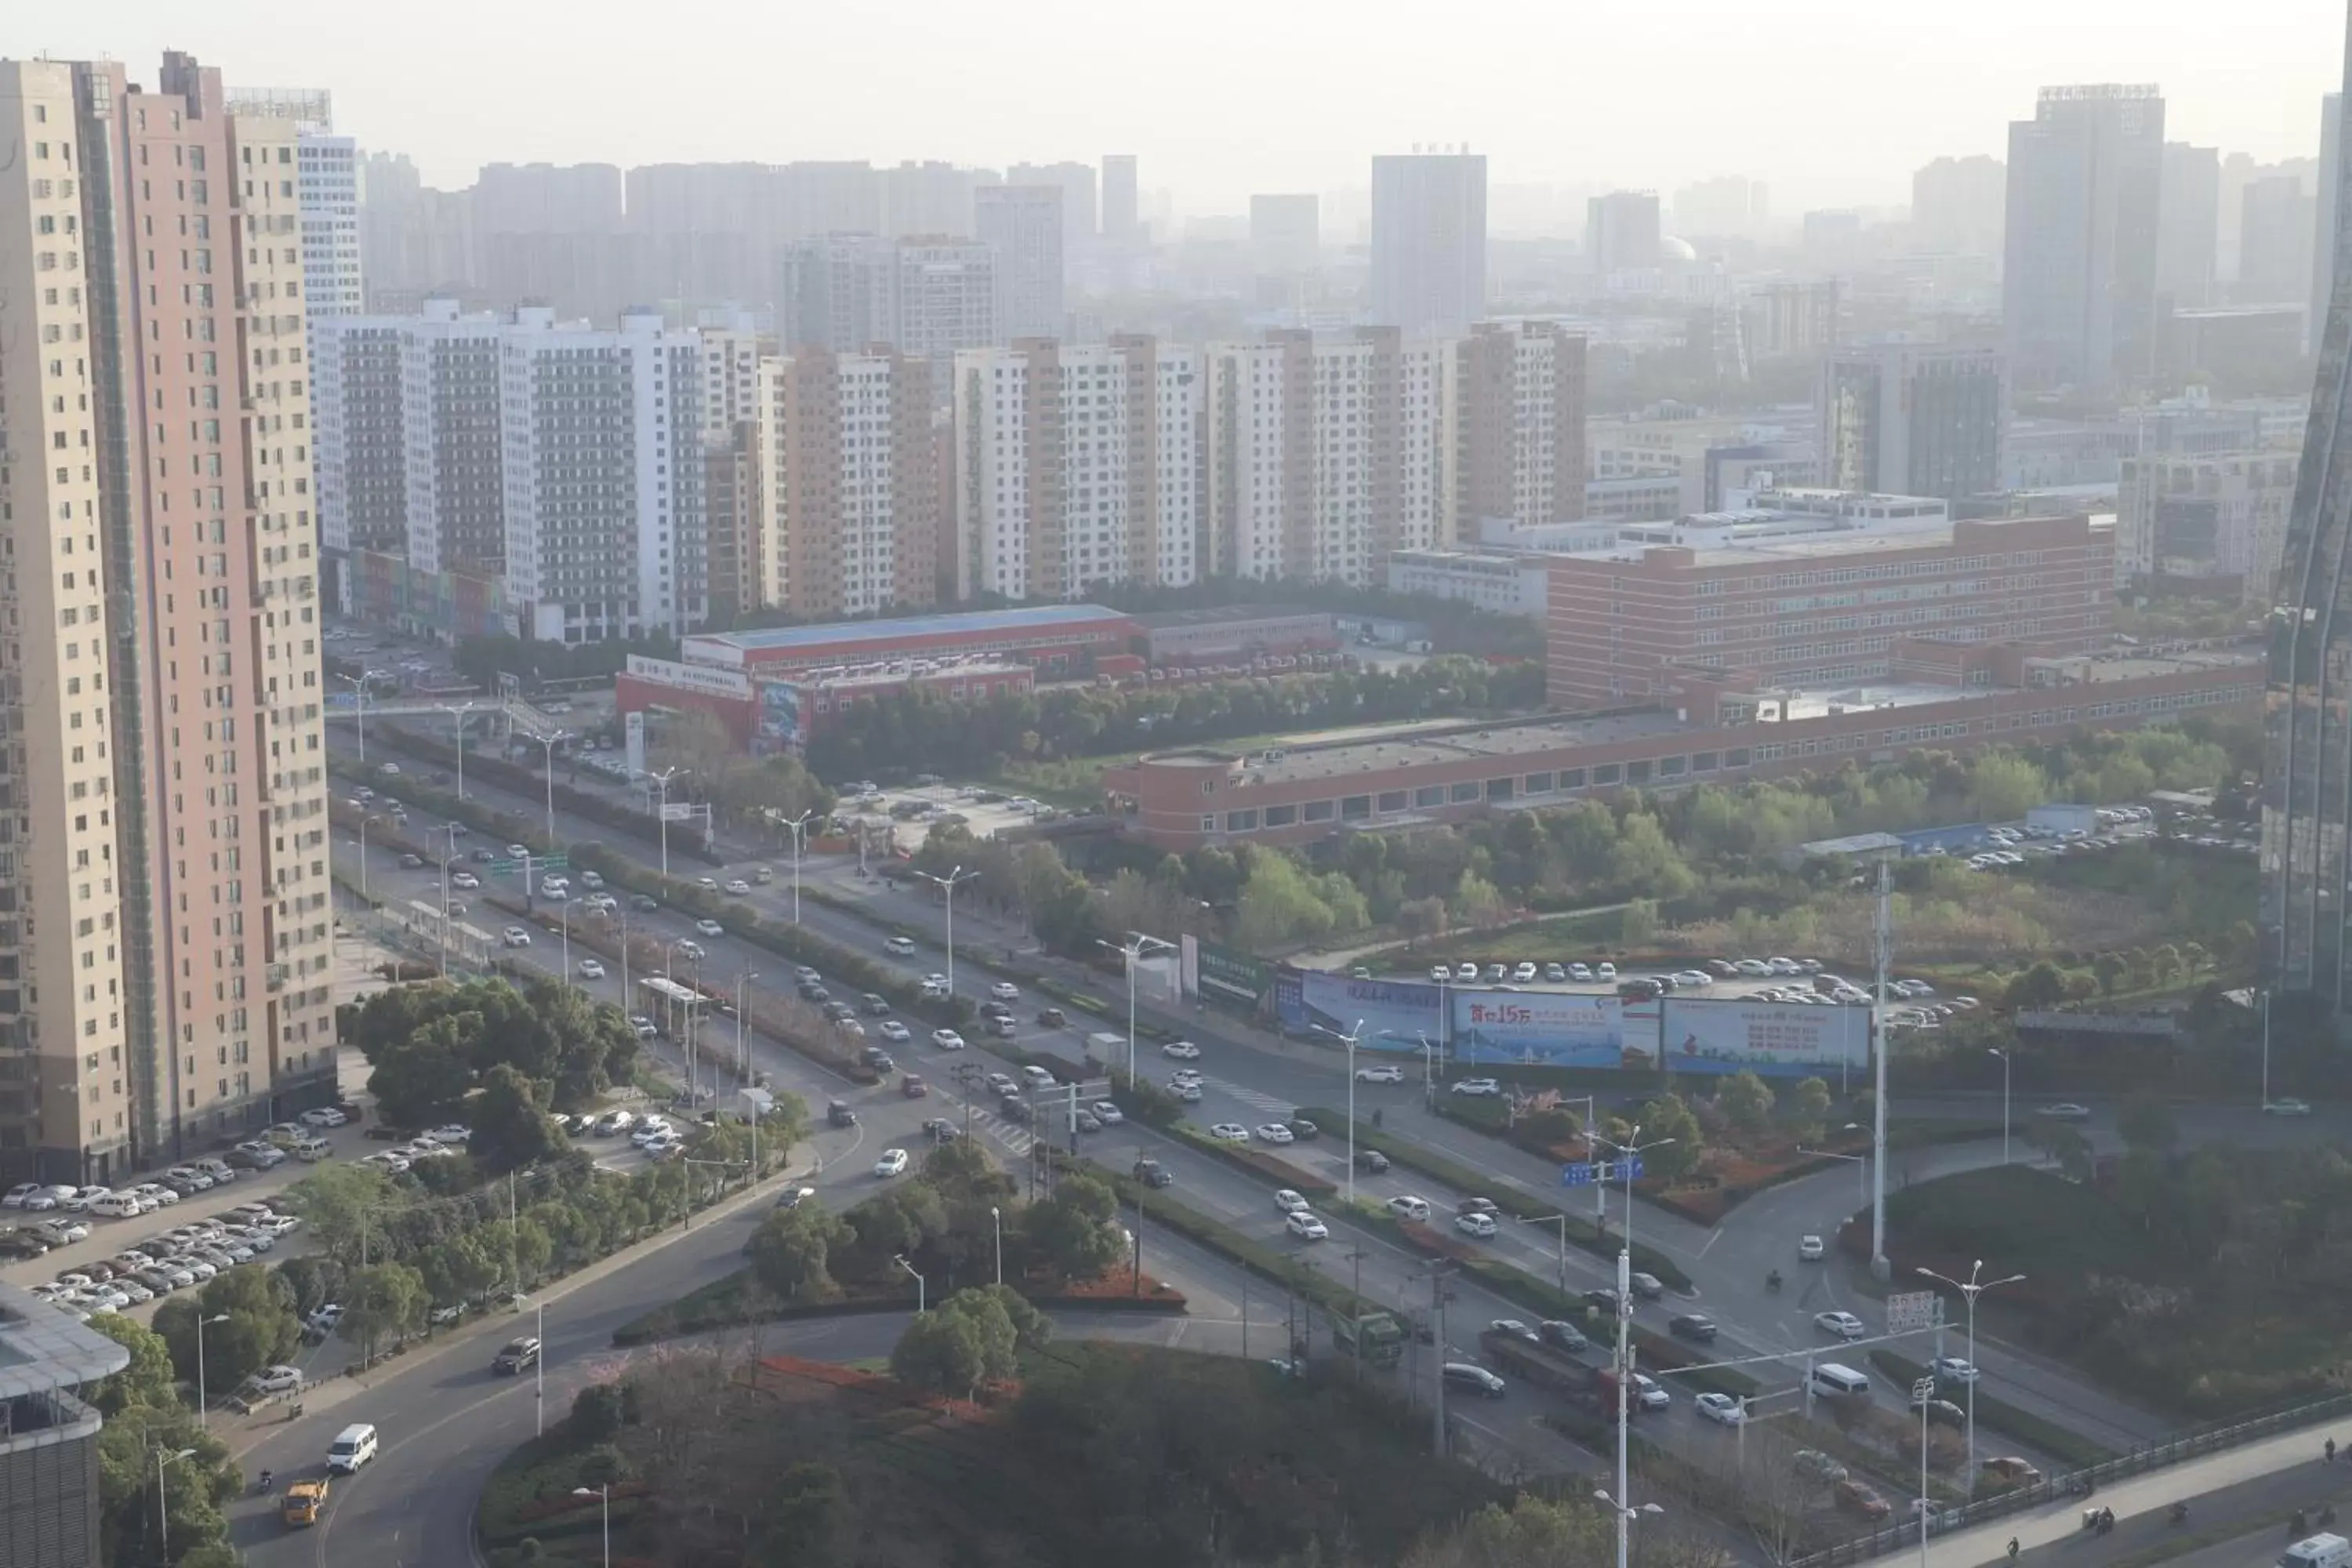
{"left": 1653, "top": 997, "right": 1871, "bottom": 1078}
{"left": 1276, "top": 971, "right": 1439, "bottom": 1053}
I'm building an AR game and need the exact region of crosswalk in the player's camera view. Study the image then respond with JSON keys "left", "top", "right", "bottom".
{"left": 1200, "top": 1076, "right": 1296, "bottom": 1117}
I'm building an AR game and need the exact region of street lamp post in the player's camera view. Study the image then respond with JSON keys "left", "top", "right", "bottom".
{"left": 1914, "top": 1377, "right": 1936, "bottom": 1566}
{"left": 895, "top": 1254, "right": 927, "bottom": 1314}
{"left": 532, "top": 729, "right": 569, "bottom": 846}
{"left": 1516, "top": 1212, "right": 1570, "bottom": 1295}
{"left": 1100, "top": 932, "right": 1174, "bottom": 1091}
{"left": 510, "top": 1293, "right": 548, "bottom": 1436}
{"left": 154, "top": 1446, "right": 198, "bottom": 1562}
{"left": 991, "top": 1205, "right": 1003, "bottom": 1287}
{"left": 735, "top": 971, "right": 759, "bottom": 1083}
{"left": 1916, "top": 1260, "right": 2025, "bottom": 1499}
{"left": 335, "top": 672, "right": 368, "bottom": 763}
{"left": 648, "top": 767, "right": 685, "bottom": 880}
{"left": 437, "top": 701, "right": 477, "bottom": 800}
{"left": 560, "top": 897, "right": 572, "bottom": 987}
{"left": 1593, "top": 1489, "right": 1663, "bottom": 1568}
{"left": 356, "top": 813, "right": 385, "bottom": 903}
{"left": 193, "top": 1312, "right": 230, "bottom": 1429}
{"left": 572, "top": 1484, "right": 612, "bottom": 1567}
{"left": 1988, "top": 1047, "right": 2011, "bottom": 1166}
{"left": 437, "top": 822, "right": 462, "bottom": 978}
{"left": 771, "top": 808, "right": 812, "bottom": 924}
{"left": 1311, "top": 1018, "right": 1367, "bottom": 1207}
{"left": 1795, "top": 1143, "right": 1869, "bottom": 1212}
{"left": 1590, "top": 1123, "right": 1676, "bottom": 1557}
{"left": 916, "top": 866, "right": 979, "bottom": 996}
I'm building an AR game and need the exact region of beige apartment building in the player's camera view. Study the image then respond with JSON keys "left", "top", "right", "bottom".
{"left": 0, "top": 54, "right": 336, "bottom": 1185}
{"left": 757, "top": 349, "right": 939, "bottom": 619}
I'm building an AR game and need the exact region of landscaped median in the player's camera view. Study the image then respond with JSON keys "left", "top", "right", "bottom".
{"left": 1292, "top": 1106, "right": 1692, "bottom": 1291}
{"left": 1866, "top": 1348, "right": 2117, "bottom": 1469}
{"left": 612, "top": 1260, "right": 1186, "bottom": 1346}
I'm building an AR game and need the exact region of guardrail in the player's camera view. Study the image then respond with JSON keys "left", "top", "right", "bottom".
{"left": 1791, "top": 1391, "right": 2352, "bottom": 1567}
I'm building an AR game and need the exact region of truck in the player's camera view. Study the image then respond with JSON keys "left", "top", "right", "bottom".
{"left": 1332, "top": 1311, "right": 1406, "bottom": 1367}
{"left": 281, "top": 1478, "right": 328, "bottom": 1526}
{"left": 1480, "top": 1329, "right": 1613, "bottom": 1403}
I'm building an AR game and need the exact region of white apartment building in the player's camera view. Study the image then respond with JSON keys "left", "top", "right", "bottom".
{"left": 500, "top": 307, "right": 706, "bottom": 642}
{"left": 952, "top": 339, "right": 1201, "bottom": 600}
{"left": 1203, "top": 328, "right": 1450, "bottom": 587}
{"left": 297, "top": 132, "right": 363, "bottom": 319}
{"left": 975, "top": 184, "right": 1065, "bottom": 341}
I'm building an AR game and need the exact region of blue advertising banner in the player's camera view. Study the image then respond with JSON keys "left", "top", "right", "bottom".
{"left": 1276, "top": 971, "right": 1439, "bottom": 1053}
{"left": 1450, "top": 990, "right": 1648, "bottom": 1069}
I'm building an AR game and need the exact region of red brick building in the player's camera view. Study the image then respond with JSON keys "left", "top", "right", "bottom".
{"left": 1544, "top": 511, "right": 2114, "bottom": 707}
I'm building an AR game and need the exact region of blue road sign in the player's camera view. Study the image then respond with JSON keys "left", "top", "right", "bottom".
{"left": 1563, "top": 1155, "right": 1646, "bottom": 1187}
{"left": 1562, "top": 1163, "right": 1594, "bottom": 1187}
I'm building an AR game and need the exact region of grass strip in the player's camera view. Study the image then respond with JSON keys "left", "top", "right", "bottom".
{"left": 1867, "top": 1348, "right": 2117, "bottom": 1468}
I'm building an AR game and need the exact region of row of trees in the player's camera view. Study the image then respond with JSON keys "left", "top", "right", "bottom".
{"left": 85, "top": 1316, "right": 243, "bottom": 1568}
{"left": 640, "top": 709, "right": 837, "bottom": 833}
{"left": 807, "top": 655, "right": 1545, "bottom": 782}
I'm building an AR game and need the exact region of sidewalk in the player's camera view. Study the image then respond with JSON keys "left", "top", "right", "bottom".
{"left": 1927, "top": 1421, "right": 2351, "bottom": 1568}
{"left": 213, "top": 1156, "right": 811, "bottom": 1458}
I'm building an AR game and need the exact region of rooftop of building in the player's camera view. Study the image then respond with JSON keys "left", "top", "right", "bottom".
{"left": 786, "top": 657, "right": 1033, "bottom": 691}
{"left": 0, "top": 1282, "right": 131, "bottom": 1401}
{"left": 1124, "top": 643, "right": 2259, "bottom": 789}
{"left": 1134, "top": 604, "right": 1329, "bottom": 629}
{"left": 691, "top": 604, "right": 1131, "bottom": 654}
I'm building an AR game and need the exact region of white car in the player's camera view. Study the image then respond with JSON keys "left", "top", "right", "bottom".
{"left": 1355, "top": 1064, "right": 1405, "bottom": 1084}
{"left": 1930, "top": 1356, "right": 1980, "bottom": 1384}
{"left": 1566, "top": 962, "right": 1593, "bottom": 981}
{"left": 1695, "top": 1392, "right": 1745, "bottom": 1425}
{"left": 1386, "top": 1195, "right": 1432, "bottom": 1221}
{"left": 1633, "top": 1373, "right": 1670, "bottom": 1410}
{"left": 0, "top": 1183, "right": 37, "bottom": 1208}
{"left": 989, "top": 981, "right": 1020, "bottom": 1002}
{"left": 299, "top": 1107, "right": 347, "bottom": 1128}
{"left": 724, "top": 880, "right": 752, "bottom": 895}
{"left": 695, "top": 919, "right": 724, "bottom": 938}
{"left": 1814, "top": 1310, "right": 1867, "bottom": 1341}
{"left": 1254, "top": 1123, "right": 1294, "bottom": 1145}
{"left": 501, "top": 926, "right": 532, "bottom": 948}
{"left": 1091, "top": 1102, "right": 1124, "bottom": 1126}
{"left": 1273, "top": 1189, "right": 1310, "bottom": 1214}
{"left": 919, "top": 974, "right": 950, "bottom": 999}
{"left": 878, "top": 1021, "right": 912, "bottom": 1044}
{"left": 451, "top": 872, "right": 480, "bottom": 890}
{"left": 1285, "top": 1210, "right": 1330, "bottom": 1241}
{"left": 1161, "top": 1040, "right": 1202, "bottom": 1060}
{"left": 132, "top": 1183, "right": 178, "bottom": 1207}
{"left": 1428, "top": 965, "right": 1451, "bottom": 984}
{"left": 930, "top": 1029, "right": 966, "bottom": 1051}
{"left": 884, "top": 935, "right": 916, "bottom": 956}
{"left": 1512, "top": 961, "right": 1538, "bottom": 982}
{"left": 578, "top": 958, "right": 606, "bottom": 980}
{"left": 675, "top": 940, "right": 706, "bottom": 962}
{"left": 430, "top": 1124, "right": 471, "bottom": 1144}
{"left": 1171, "top": 1081, "right": 1203, "bottom": 1103}
{"left": 1207, "top": 1123, "right": 1250, "bottom": 1142}
{"left": 1595, "top": 962, "right": 1617, "bottom": 981}
{"left": 1454, "top": 1211, "right": 1498, "bottom": 1240}
{"left": 1798, "top": 1235, "right": 1826, "bottom": 1261}
{"left": 2263, "top": 1098, "right": 2314, "bottom": 1116}
{"left": 873, "top": 1149, "right": 909, "bottom": 1178}
{"left": 1450, "top": 1078, "right": 1501, "bottom": 1097}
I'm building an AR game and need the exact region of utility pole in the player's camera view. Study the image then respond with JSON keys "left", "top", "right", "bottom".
{"left": 1430, "top": 1267, "right": 1450, "bottom": 1457}
{"left": 916, "top": 866, "right": 979, "bottom": 996}
{"left": 1871, "top": 858, "right": 1892, "bottom": 1278}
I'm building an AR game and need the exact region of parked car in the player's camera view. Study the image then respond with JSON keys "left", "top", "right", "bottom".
{"left": 1813, "top": 1310, "right": 1867, "bottom": 1341}
{"left": 1450, "top": 1078, "right": 1501, "bottom": 1097}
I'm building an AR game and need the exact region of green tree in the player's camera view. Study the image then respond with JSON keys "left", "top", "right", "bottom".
{"left": 82, "top": 1314, "right": 181, "bottom": 1417}
{"left": 471, "top": 1063, "right": 569, "bottom": 1174}
{"left": 1784, "top": 1076, "right": 1834, "bottom": 1143}
{"left": 2092, "top": 952, "right": 2128, "bottom": 996}
{"left": 1403, "top": 1492, "right": 1613, "bottom": 1568}
{"left": 273, "top": 1256, "right": 347, "bottom": 1317}
{"left": 975, "top": 1283, "right": 1052, "bottom": 1351}
{"left": 1632, "top": 1093, "right": 1704, "bottom": 1183}
{"left": 283, "top": 1161, "right": 396, "bottom": 1264}
{"left": 1024, "top": 1172, "right": 1126, "bottom": 1279}
{"left": 2004, "top": 962, "right": 2067, "bottom": 1011}
{"left": 339, "top": 1261, "right": 427, "bottom": 1359}
{"left": 1715, "top": 1070, "right": 1777, "bottom": 1135}
{"left": 96, "top": 1406, "right": 238, "bottom": 1568}
{"left": 419, "top": 1230, "right": 503, "bottom": 1312}
{"left": 747, "top": 1204, "right": 851, "bottom": 1302}
{"left": 153, "top": 1265, "right": 300, "bottom": 1399}
{"left": 1967, "top": 751, "right": 2048, "bottom": 822}
{"left": 889, "top": 1305, "right": 986, "bottom": 1399}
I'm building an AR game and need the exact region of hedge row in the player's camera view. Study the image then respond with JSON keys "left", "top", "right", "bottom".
{"left": 1293, "top": 1105, "right": 1692, "bottom": 1292}
{"left": 1163, "top": 1124, "right": 1338, "bottom": 1197}
{"left": 1866, "top": 1348, "right": 2116, "bottom": 1469}
{"left": 1093, "top": 1159, "right": 1380, "bottom": 1329}
{"left": 610, "top": 1265, "right": 1186, "bottom": 1347}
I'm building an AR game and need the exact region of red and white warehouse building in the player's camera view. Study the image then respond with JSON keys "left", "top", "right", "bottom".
{"left": 1104, "top": 507, "right": 2263, "bottom": 850}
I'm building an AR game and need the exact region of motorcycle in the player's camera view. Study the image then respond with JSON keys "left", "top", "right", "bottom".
{"left": 2169, "top": 1502, "right": 2189, "bottom": 1529}
{"left": 1766, "top": 1269, "right": 1783, "bottom": 1293}
{"left": 256, "top": 1470, "right": 274, "bottom": 1495}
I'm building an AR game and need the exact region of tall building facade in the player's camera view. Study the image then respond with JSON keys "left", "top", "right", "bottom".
{"left": 1587, "top": 191, "right": 1664, "bottom": 274}
{"left": 499, "top": 307, "right": 705, "bottom": 642}
{"left": 756, "top": 351, "right": 937, "bottom": 617}
{"left": 2261, "top": 10, "right": 2352, "bottom": 1010}
{"left": 1203, "top": 328, "right": 1453, "bottom": 585}
{"left": 2003, "top": 85, "right": 2165, "bottom": 397}
{"left": 1911, "top": 154, "right": 2007, "bottom": 256}
{"left": 779, "top": 233, "right": 996, "bottom": 358}
{"left": 1454, "top": 321, "right": 1588, "bottom": 531}
{"left": 0, "top": 55, "right": 338, "bottom": 1183}
{"left": 951, "top": 339, "right": 1201, "bottom": 600}
{"left": 975, "top": 185, "right": 1066, "bottom": 340}
{"left": 2156, "top": 142, "right": 2220, "bottom": 307}
{"left": 1367, "top": 152, "right": 1487, "bottom": 336}
{"left": 699, "top": 313, "right": 769, "bottom": 621}
{"left": 1101, "top": 154, "right": 1138, "bottom": 242}
{"left": 1817, "top": 343, "right": 2009, "bottom": 500}
{"left": 1007, "top": 162, "right": 1097, "bottom": 250}
{"left": 2116, "top": 450, "right": 2295, "bottom": 599}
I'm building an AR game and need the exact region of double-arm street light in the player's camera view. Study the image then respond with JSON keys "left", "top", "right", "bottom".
{"left": 1588, "top": 1124, "right": 1677, "bottom": 1568}
{"left": 334, "top": 671, "right": 369, "bottom": 762}
{"left": 531, "top": 728, "right": 569, "bottom": 847}
{"left": 767, "top": 808, "right": 813, "bottom": 924}
{"left": 648, "top": 767, "right": 687, "bottom": 880}
{"left": 437, "top": 700, "right": 477, "bottom": 800}
{"left": 1100, "top": 932, "right": 1175, "bottom": 1090}
{"left": 1592, "top": 1489, "right": 1663, "bottom": 1568}
{"left": 1310, "top": 1017, "right": 1367, "bottom": 1206}
{"left": 915, "top": 866, "right": 979, "bottom": 996}
{"left": 1915, "top": 1260, "right": 2026, "bottom": 1499}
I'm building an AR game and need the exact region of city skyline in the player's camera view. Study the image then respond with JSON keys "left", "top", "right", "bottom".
{"left": 28, "top": 0, "right": 2350, "bottom": 219}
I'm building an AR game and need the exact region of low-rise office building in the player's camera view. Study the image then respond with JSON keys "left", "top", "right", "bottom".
{"left": 0, "top": 1282, "right": 133, "bottom": 1566}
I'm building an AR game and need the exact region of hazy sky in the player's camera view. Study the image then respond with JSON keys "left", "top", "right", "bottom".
{"left": 32, "top": 0, "right": 2352, "bottom": 216}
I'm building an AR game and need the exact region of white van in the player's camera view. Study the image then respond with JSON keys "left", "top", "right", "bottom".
{"left": 291, "top": 1135, "right": 332, "bottom": 1162}
{"left": 2281, "top": 1535, "right": 2352, "bottom": 1568}
{"left": 327, "top": 1422, "right": 379, "bottom": 1474}
{"left": 1809, "top": 1363, "right": 1871, "bottom": 1400}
